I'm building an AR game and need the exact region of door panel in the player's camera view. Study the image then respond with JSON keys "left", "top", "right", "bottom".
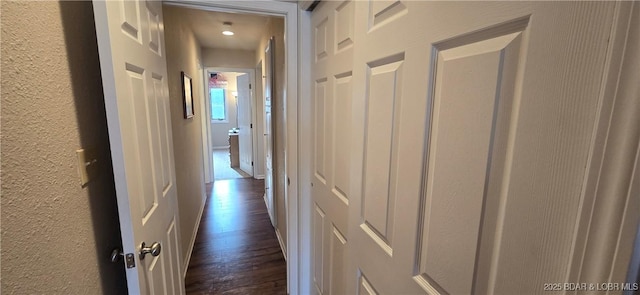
{"left": 93, "top": 0, "right": 183, "bottom": 293}
{"left": 312, "top": 1, "right": 617, "bottom": 294}
{"left": 361, "top": 56, "right": 404, "bottom": 255}
{"left": 313, "top": 205, "right": 327, "bottom": 293}
{"left": 237, "top": 74, "right": 254, "bottom": 176}
{"left": 311, "top": 1, "right": 355, "bottom": 294}
{"left": 358, "top": 273, "right": 378, "bottom": 295}
{"left": 329, "top": 226, "right": 348, "bottom": 294}
{"left": 418, "top": 28, "right": 523, "bottom": 295}
{"left": 165, "top": 218, "right": 180, "bottom": 294}
{"left": 332, "top": 75, "right": 352, "bottom": 205}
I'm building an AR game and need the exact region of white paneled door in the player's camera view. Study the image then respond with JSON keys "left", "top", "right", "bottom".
{"left": 237, "top": 74, "right": 254, "bottom": 176}
{"left": 311, "top": 1, "right": 618, "bottom": 294}
{"left": 311, "top": 1, "right": 354, "bottom": 294}
{"left": 94, "top": 0, "right": 183, "bottom": 294}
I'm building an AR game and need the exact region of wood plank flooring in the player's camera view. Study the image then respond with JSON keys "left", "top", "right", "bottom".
{"left": 185, "top": 179, "right": 287, "bottom": 294}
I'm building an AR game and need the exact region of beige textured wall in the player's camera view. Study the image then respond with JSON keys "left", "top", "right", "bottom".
{"left": 1, "top": 1, "right": 126, "bottom": 293}
{"left": 256, "top": 17, "right": 287, "bottom": 249}
{"left": 210, "top": 72, "right": 240, "bottom": 148}
{"left": 202, "top": 48, "right": 256, "bottom": 69}
{"left": 163, "top": 5, "right": 207, "bottom": 268}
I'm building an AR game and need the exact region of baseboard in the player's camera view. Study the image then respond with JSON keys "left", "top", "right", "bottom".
{"left": 264, "top": 193, "right": 276, "bottom": 227}
{"left": 212, "top": 145, "right": 230, "bottom": 150}
{"left": 254, "top": 174, "right": 265, "bottom": 180}
{"left": 275, "top": 227, "right": 288, "bottom": 261}
{"left": 182, "top": 194, "right": 207, "bottom": 278}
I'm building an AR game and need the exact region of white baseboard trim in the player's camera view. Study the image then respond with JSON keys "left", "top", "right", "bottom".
{"left": 263, "top": 193, "right": 276, "bottom": 227}
{"left": 182, "top": 195, "right": 207, "bottom": 278}
{"left": 254, "top": 174, "right": 265, "bottom": 180}
{"left": 275, "top": 227, "right": 287, "bottom": 261}
{"left": 212, "top": 145, "right": 230, "bottom": 150}
{"left": 262, "top": 193, "right": 269, "bottom": 214}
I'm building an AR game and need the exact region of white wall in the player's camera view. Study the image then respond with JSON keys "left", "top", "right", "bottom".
{"left": 210, "top": 72, "right": 241, "bottom": 148}
{"left": 163, "top": 4, "right": 207, "bottom": 269}
{"left": 202, "top": 48, "right": 256, "bottom": 69}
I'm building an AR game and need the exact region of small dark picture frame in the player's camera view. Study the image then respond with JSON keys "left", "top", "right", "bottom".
{"left": 182, "top": 71, "right": 194, "bottom": 119}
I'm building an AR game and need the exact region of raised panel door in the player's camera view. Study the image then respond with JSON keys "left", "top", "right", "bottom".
{"left": 94, "top": 0, "right": 184, "bottom": 293}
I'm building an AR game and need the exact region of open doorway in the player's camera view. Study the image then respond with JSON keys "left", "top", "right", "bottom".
{"left": 161, "top": 3, "right": 289, "bottom": 294}
{"left": 205, "top": 69, "right": 255, "bottom": 180}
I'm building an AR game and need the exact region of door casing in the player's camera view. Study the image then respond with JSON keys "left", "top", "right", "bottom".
{"left": 202, "top": 67, "right": 258, "bottom": 178}
{"left": 254, "top": 60, "right": 266, "bottom": 180}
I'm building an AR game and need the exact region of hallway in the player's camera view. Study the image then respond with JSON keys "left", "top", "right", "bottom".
{"left": 185, "top": 179, "right": 286, "bottom": 294}
{"left": 213, "top": 148, "right": 251, "bottom": 180}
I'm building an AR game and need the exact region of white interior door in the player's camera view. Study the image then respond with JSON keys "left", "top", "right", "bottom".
{"left": 311, "top": 1, "right": 619, "bottom": 294}
{"left": 264, "top": 38, "right": 276, "bottom": 226}
{"left": 237, "top": 73, "right": 254, "bottom": 176}
{"left": 201, "top": 69, "right": 214, "bottom": 183}
{"left": 311, "top": 1, "right": 354, "bottom": 294}
{"left": 93, "top": 1, "right": 183, "bottom": 294}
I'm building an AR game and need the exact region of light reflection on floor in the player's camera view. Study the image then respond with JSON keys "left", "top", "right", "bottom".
{"left": 212, "top": 149, "right": 251, "bottom": 180}
{"left": 207, "top": 180, "right": 250, "bottom": 238}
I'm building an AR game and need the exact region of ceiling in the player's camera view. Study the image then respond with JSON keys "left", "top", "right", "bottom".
{"left": 174, "top": 6, "right": 273, "bottom": 51}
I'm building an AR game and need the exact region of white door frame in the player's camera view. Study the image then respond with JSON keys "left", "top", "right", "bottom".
{"left": 203, "top": 67, "right": 258, "bottom": 178}
{"left": 164, "top": 1, "right": 310, "bottom": 294}
{"left": 254, "top": 60, "right": 265, "bottom": 180}
{"left": 251, "top": 60, "right": 267, "bottom": 179}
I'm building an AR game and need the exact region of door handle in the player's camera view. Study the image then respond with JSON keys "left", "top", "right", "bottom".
{"left": 139, "top": 242, "right": 161, "bottom": 260}
{"left": 110, "top": 248, "right": 124, "bottom": 263}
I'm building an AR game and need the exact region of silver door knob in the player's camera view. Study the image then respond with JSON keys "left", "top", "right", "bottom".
{"left": 139, "top": 242, "right": 161, "bottom": 260}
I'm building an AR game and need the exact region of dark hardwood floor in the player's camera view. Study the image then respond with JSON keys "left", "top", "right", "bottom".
{"left": 185, "top": 178, "right": 287, "bottom": 294}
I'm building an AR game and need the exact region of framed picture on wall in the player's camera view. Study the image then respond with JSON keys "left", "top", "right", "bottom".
{"left": 182, "top": 71, "right": 194, "bottom": 119}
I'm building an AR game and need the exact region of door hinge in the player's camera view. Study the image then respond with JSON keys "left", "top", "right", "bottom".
{"left": 250, "top": 123, "right": 253, "bottom": 128}
{"left": 249, "top": 84, "right": 252, "bottom": 89}
{"left": 125, "top": 253, "right": 136, "bottom": 268}
{"left": 252, "top": 161, "right": 254, "bottom": 166}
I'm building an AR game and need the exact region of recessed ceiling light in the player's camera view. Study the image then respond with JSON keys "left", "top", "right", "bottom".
{"left": 222, "top": 22, "right": 234, "bottom": 36}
